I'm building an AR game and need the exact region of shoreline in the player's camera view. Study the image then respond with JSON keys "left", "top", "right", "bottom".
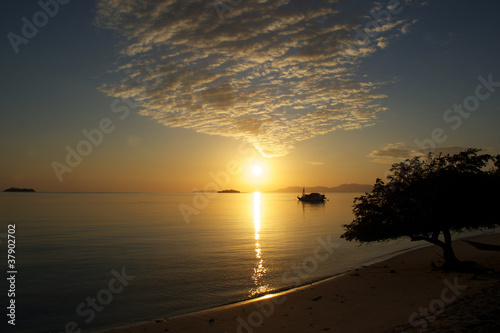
{"left": 97, "top": 242, "right": 430, "bottom": 333}
{"left": 101, "top": 232, "right": 500, "bottom": 333}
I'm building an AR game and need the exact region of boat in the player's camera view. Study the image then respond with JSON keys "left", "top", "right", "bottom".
{"left": 297, "top": 187, "right": 327, "bottom": 202}
{"left": 217, "top": 189, "right": 240, "bottom": 193}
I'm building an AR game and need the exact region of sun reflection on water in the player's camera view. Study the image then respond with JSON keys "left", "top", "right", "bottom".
{"left": 250, "top": 191, "right": 271, "bottom": 296}
{"left": 254, "top": 191, "right": 261, "bottom": 234}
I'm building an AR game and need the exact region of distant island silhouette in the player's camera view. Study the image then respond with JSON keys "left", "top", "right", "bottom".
{"left": 3, "top": 187, "right": 36, "bottom": 192}
{"left": 217, "top": 189, "right": 240, "bottom": 193}
{"left": 272, "top": 184, "right": 373, "bottom": 193}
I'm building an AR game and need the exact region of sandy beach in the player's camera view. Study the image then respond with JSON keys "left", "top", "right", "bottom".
{"left": 102, "top": 233, "right": 500, "bottom": 333}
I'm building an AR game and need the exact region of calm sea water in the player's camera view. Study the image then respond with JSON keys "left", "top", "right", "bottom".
{"left": 0, "top": 191, "right": 467, "bottom": 333}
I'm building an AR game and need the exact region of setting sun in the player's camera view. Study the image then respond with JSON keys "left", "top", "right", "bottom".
{"left": 242, "top": 159, "right": 271, "bottom": 190}
{"left": 252, "top": 165, "right": 263, "bottom": 176}
{"left": 3, "top": 1, "right": 500, "bottom": 332}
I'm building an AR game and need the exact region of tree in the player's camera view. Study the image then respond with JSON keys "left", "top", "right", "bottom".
{"left": 341, "top": 148, "right": 500, "bottom": 269}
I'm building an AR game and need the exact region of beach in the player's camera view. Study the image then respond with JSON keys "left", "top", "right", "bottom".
{"left": 101, "top": 233, "right": 500, "bottom": 333}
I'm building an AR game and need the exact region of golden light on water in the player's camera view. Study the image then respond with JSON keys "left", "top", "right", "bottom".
{"left": 250, "top": 191, "right": 270, "bottom": 296}
{"left": 253, "top": 191, "right": 261, "bottom": 233}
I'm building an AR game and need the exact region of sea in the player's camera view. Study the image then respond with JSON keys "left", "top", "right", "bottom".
{"left": 0, "top": 192, "right": 490, "bottom": 333}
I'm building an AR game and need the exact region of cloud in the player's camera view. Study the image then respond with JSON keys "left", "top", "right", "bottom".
{"left": 95, "top": 0, "right": 420, "bottom": 157}
{"left": 369, "top": 143, "right": 470, "bottom": 164}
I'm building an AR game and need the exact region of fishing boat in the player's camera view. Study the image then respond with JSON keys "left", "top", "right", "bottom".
{"left": 297, "top": 187, "right": 327, "bottom": 202}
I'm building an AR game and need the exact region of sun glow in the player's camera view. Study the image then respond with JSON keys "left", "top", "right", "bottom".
{"left": 242, "top": 159, "right": 271, "bottom": 190}
{"left": 252, "top": 165, "right": 263, "bottom": 176}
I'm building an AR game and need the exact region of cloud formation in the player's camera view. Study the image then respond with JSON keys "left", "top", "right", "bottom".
{"left": 369, "top": 143, "right": 469, "bottom": 164}
{"left": 95, "top": 0, "right": 419, "bottom": 157}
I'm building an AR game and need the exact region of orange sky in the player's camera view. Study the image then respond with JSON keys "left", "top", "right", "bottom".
{"left": 2, "top": 1, "right": 499, "bottom": 193}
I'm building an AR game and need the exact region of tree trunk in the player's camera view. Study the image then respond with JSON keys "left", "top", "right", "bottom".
{"left": 412, "top": 230, "right": 488, "bottom": 272}
{"left": 441, "top": 242, "right": 461, "bottom": 266}
{"left": 411, "top": 229, "right": 461, "bottom": 267}
{"left": 441, "top": 228, "right": 461, "bottom": 266}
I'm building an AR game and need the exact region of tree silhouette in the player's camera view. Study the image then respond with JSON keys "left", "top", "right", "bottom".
{"left": 341, "top": 148, "right": 500, "bottom": 268}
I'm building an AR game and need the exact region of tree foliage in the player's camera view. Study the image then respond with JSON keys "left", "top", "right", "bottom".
{"left": 341, "top": 148, "right": 500, "bottom": 265}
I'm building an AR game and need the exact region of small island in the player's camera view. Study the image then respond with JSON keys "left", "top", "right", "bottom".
{"left": 3, "top": 187, "right": 36, "bottom": 192}
{"left": 217, "top": 189, "right": 240, "bottom": 193}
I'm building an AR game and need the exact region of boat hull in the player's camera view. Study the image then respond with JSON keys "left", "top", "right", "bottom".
{"left": 297, "top": 193, "right": 327, "bottom": 202}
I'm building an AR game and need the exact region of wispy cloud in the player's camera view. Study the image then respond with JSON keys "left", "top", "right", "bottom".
{"left": 95, "top": 0, "right": 420, "bottom": 157}
{"left": 369, "top": 143, "right": 469, "bottom": 163}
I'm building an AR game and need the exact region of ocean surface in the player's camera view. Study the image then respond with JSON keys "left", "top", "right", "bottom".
{"left": 0, "top": 192, "right": 487, "bottom": 333}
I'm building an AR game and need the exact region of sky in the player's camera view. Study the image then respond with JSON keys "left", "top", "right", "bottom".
{"left": 1, "top": 0, "right": 499, "bottom": 192}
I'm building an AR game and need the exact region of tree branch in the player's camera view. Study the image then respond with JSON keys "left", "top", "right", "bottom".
{"left": 411, "top": 235, "right": 445, "bottom": 248}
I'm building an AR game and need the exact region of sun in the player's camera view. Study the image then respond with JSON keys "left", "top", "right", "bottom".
{"left": 252, "top": 165, "right": 263, "bottom": 176}
{"left": 243, "top": 160, "right": 270, "bottom": 188}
